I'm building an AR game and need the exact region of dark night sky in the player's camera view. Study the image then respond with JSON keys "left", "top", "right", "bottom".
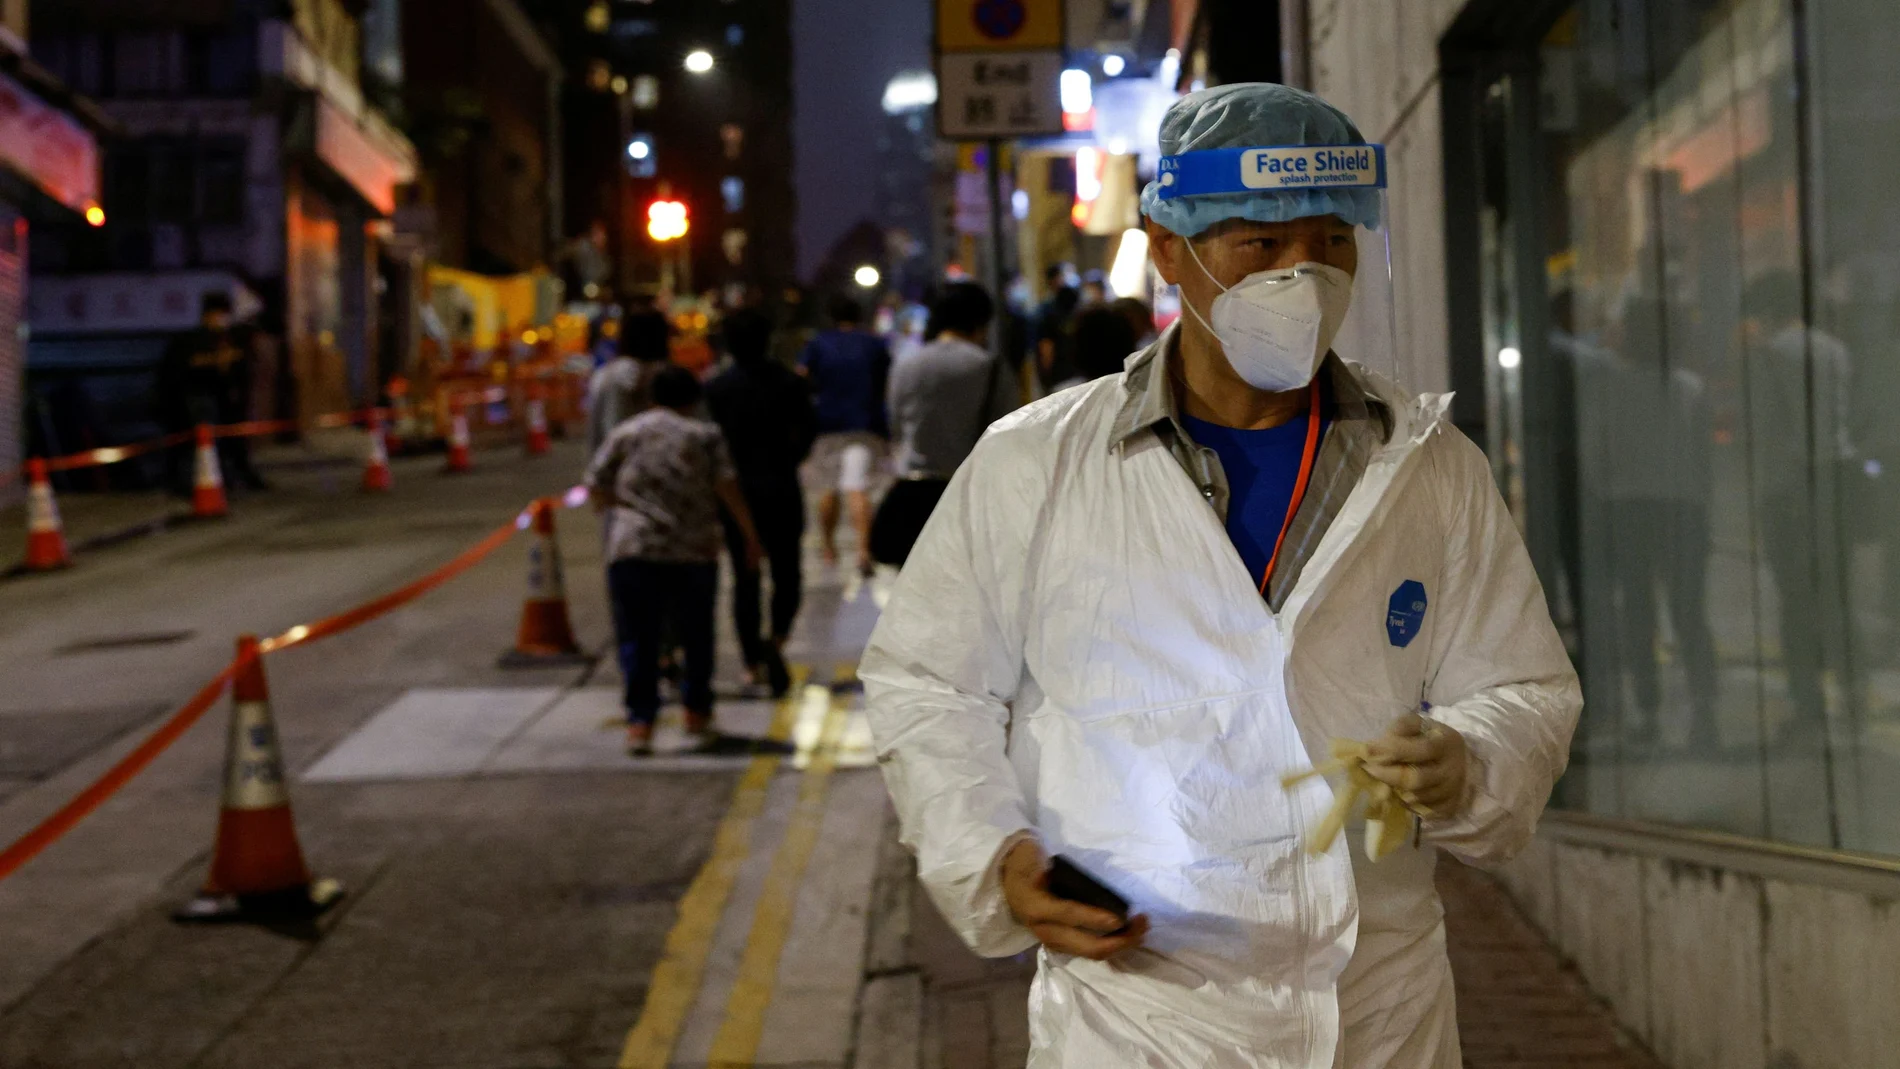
{"left": 791, "top": 0, "right": 932, "bottom": 282}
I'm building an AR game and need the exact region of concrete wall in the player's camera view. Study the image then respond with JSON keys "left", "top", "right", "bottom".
{"left": 1307, "top": 0, "right": 1465, "bottom": 395}
{"left": 1495, "top": 817, "right": 1900, "bottom": 1069}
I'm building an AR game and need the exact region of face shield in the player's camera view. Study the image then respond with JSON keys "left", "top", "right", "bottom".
{"left": 1149, "top": 144, "right": 1402, "bottom": 389}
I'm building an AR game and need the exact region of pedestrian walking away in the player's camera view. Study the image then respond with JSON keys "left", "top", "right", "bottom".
{"left": 872, "top": 282, "right": 1017, "bottom": 568}
{"left": 706, "top": 307, "right": 818, "bottom": 698}
{"left": 1056, "top": 302, "right": 1142, "bottom": 392}
{"left": 1033, "top": 263, "right": 1082, "bottom": 393}
{"left": 798, "top": 294, "right": 892, "bottom": 573}
{"left": 585, "top": 306, "right": 673, "bottom": 461}
{"left": 861, "top": 83, "right": 1582, "bottom": 1068}
{"left": 587, "top": 365, "right": 764, "bottom": 756}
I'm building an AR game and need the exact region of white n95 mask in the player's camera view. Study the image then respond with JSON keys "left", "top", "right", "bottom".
{"left": 1181, "top": 246, "right": 1355, "bottom": 392}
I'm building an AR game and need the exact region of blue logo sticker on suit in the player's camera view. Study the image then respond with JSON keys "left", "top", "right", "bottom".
{"left": 1387, "top": 580, "right": 1428, "bottom": 648}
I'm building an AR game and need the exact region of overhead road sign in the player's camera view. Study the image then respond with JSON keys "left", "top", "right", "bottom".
{"left": 937, "top": 0, "right": 1064, "bottom": 52}
{"left": 935, "top": 0, "right": 1066, "bottom": 140}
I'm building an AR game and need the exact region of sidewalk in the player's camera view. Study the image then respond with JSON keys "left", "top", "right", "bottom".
{"left": 1440, "top": 860, "right": 1666, "bottom": 1069}
{"left": 864, "top": 857, "right": 1666, "bottom": 1068}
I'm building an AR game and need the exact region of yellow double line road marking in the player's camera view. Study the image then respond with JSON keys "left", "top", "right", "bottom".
{"left": 706, "top": 691, "right": 849, "bottom": 1062}
{"left": 617, "top": 672, "right": 852, "bottom": 1068}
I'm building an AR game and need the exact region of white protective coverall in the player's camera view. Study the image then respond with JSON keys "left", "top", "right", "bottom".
{"left": 860, "top": 355, "right": 1582, "bottom": 1068}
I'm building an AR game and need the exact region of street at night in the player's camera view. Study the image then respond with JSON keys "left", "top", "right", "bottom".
{"left": 1, "top": 0, "right": 1896, "bottom": 1067}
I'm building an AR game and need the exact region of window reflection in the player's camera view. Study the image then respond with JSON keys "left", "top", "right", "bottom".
{"left": 1482, "top": 0, "right": 1900, "bottom": 853}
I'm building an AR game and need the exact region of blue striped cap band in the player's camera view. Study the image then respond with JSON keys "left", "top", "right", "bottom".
{"left": 1154, "top": 145, "right": 1387, "bottom": 201}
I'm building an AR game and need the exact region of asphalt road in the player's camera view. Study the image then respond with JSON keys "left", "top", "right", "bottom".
{"left": 0, "top": 438, "right": 886, "bottom": 1068}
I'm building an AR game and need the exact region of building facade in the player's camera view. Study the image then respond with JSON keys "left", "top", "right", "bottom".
{"left": 26, "top": 0, "right": 416, "bottom": 447}
{"left": 1294, "top": 0, "right": 1900, "bottom": 1064}
{"left": 0, "top": 2, "right": 102, "bottom": 504}
{"left": 578, "top": 0, "right": 795, "bottom": 300}
{"left": 401, "top": 0, "right": 560, "bottom": 278}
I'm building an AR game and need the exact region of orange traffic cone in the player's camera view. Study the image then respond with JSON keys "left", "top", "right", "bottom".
{"left": 362, "top": 411, "right": 393, "bottom": 492}
{"left": 191, "top": 424, "right": 228, "bottom": 518}
{"left": 22, "top": 459, "right": 71, "bottom": 571}
{"left": 499, "top": 499, "right": 587, "bottom": 666}
{"left": 524, "top": 386, "right": 551, "bottom": 456}
{"left": 388, "top": 379, "right": 416, "bottom": 452}
{"left": 176, "top": 637, "right": 342, "bottom": 922}
{"left": 443, "top": 400, "right": 473, "bottom": 474}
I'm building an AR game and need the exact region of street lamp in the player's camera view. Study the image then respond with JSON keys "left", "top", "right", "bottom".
{"left": 854, "top": 265, "right": 881, "bottom": 289}
{"left": 881, "top": 71, "right": 938, "bottom": 115}
{"left": 684, "top": 50, "right": 715, "bottom": 74}
{"left": 1102, "top": 54, "right": 1126, "bottom": 77}
{"left": 1060, "top": 69, "right": 1093, "bottom": 115}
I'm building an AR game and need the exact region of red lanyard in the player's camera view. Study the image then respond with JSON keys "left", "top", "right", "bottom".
{"left": 1258, "top": 378, "right": 1325, "bottom": 597}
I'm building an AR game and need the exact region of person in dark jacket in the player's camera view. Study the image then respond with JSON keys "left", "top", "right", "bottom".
{"left": 154, "top": 291, "right": 265, "bottom": 493}
{"left": 707, "top": 308, "right": 818, "bottom": 697}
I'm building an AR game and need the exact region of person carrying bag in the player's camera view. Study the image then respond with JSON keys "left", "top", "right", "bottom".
{"left": 872, "top": 283, "right": 1015, "bottom": 567}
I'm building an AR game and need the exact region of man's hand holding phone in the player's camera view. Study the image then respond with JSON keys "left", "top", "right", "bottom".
{"left": 1001, "top": 839, "right": 1148, "bottom": 960}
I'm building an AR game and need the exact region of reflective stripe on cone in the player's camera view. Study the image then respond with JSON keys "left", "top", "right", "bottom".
{"left": 191, "top": 424, "right": 227, "bottom": 519}
{"left": 362, "top": 412, "right": 393, "bottom": 492}
{"left": 443, "top": 403, "right": 473, "bottom": 474}
{"left": 524, "top": 390, "right": 551, "bottom": 456}
{"left": 23, "top": 459, "right": 71, "bottom": 571}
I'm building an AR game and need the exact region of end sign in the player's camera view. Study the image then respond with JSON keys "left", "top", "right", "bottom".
{"left": 935, "top": 0, "right": 1065, "bottom": 141}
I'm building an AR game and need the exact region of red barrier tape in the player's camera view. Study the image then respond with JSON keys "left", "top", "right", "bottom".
{"left": 0, "top": 496, "right": 555, "bottom": 884}
{"left": 23, "top": 407, "right": 396, "bottom": 478}
{"left": 258, "top": 511, "right": 527, "bottom": 655}
{"left": 0, "top": 660, "right": 242, "bottom": 883}
{"left": 42, "top": 431, "right": 195, "bottom": 474}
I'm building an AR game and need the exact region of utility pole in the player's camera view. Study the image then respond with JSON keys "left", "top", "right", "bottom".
{"left": 986, "top": 137, "right": 1007, "bottom": 357}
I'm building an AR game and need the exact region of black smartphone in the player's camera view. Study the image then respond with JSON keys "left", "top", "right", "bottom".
{"left": 1046, "top": 855, "right": 1131, "bottom": 933}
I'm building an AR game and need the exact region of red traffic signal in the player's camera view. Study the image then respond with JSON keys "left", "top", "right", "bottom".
{"left": 647, "top": 199, "right": 689, "bottom": 241}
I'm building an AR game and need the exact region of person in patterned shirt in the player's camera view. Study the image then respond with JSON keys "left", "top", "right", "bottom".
{"left": 587, "top": 365, "right": 764, "bottom": 755}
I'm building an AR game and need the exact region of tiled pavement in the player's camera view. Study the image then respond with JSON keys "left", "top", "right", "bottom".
{"left": 906, "top": 858, "right": 1666, "bottom": 1068}
{"left": 1440, "top": 860, "right": 1666, "bottom": 1069}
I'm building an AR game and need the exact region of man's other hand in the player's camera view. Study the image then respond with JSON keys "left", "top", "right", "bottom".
{"left": 1001, "top": 839, "right": 1148, "bottom": 960}
{"left": 1364, "top": 712, "right": 1469, "bottom": 818}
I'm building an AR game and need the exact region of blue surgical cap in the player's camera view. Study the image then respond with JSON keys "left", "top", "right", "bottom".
{"left": 1141, "top": 83, "right": 1383, "bottom": 237}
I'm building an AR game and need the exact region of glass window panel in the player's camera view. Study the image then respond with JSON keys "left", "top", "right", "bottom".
{"left": 1479, "top": 0, "right": 1900, "bottom": 852}
{"left": 1803, "top": 0, "right": 1900, "bottom": 855}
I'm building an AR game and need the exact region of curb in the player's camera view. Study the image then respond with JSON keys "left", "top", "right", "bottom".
{"left": 846, "top": 808, "right": 925, "bottom": 1069}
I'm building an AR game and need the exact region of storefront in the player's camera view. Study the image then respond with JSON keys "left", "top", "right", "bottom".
{"left": 1445, "top": 0, "right": 1900, "bottom": 856}
{"left": 1305, "top": 0, "right": 1900, "bottom": 1062}
{"left": 0, "top": 54, "right": 102, "bottom": 505}
{"left": 23, "top": 6, "right": 416, "bottom": 455}
{"left": 270, "top": 19, "right": 419, "bottom": 425}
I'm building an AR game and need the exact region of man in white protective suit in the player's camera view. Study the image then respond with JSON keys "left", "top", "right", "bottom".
{"left": 860, "top": 83, "right": 1582, "bottom": 1068}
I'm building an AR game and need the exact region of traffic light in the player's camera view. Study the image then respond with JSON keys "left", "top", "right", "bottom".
{"left": 647, "top": 199, "right": 689, "bottom": 242}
